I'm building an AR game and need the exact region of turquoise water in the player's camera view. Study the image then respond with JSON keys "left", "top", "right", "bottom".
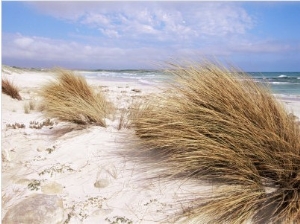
{"left": 81, "top": 70, "right": 300, "bottom": 96}
{"left": 248, "top": 72, "right": 300, "bottom": 96}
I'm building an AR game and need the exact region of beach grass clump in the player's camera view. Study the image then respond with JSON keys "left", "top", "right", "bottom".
{"left": 132, "top": 62, "right": 300, "bottom": 223}
{"left": 40, "top": 69, "right": 112, "bottom": 126}
{"left": 2, "top": 78, "right": 22, "bottom": 100}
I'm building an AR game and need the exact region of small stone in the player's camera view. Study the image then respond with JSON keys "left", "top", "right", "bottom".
{"left": 41, "top": 182, "right": 64, "bottom": 194}
{"left": 16, "top": 178, "right": 30, "bottom": 185}
{"left": 94, "top": 179, "right": 109, "bottom": 188}
{"left": 2, "top": 194, "right": 64, "bottom": 224}
{"left": 93, "top": 208, "right": 113, "bottom": 216}
{"left": 131, "top": 89, "right": 141, "bottom": 93}
{"left": 36, "top": 147, "right": 44, "bottom": 152}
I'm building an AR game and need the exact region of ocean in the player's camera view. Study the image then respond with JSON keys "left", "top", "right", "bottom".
{"left": 81, "top": 70, "right": 300, "bottom": 97}
{"left": 248, "top": 72, "right": 300, "bottom": 96}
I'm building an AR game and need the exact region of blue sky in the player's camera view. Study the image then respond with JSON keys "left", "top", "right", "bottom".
{"left": 2, "top": 1, "right": 300, "bottom": 71}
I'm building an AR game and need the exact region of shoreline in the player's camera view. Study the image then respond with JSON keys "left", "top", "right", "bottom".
{"left": 2, "top": 67, "right": 300, "bottom": 118}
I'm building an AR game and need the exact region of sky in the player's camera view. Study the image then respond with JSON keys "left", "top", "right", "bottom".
{"left": 2, "top": 1, "right": 300, "bottom": 71}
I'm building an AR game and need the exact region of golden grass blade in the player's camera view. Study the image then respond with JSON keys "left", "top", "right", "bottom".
{"left": 39, "top": 69, "right": 113, "bottom": 126}
{"left": 132, "top": 61, "right": 300, "bottom": 223}
{"left": 2, "top": 78, "right": 22, "bottom": 100}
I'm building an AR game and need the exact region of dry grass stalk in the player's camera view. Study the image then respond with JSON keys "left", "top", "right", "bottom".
{"left": 39, "top": 69, "right": 113, "bottom": 126}
{"left": 29, "top": 100, "right": 36, "bottom": 110}
{"left": 117, "top": 108, "right": 130, "bottom": 130}
{"left": 24, "top": 102, "right": 30, "bottom": 114}
{"left": 2, "top": 78, "right": 22, "bottom": 100}
{"left": 132, "top": 62, "right": 300, "bottom": 223}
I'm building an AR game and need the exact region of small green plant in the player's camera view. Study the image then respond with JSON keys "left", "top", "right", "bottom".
{"left": 143, "top": 199, "right": 158, "bottom": 206}
{"left": 27, "top": 180, "right": 41, "bottom": 191}
{"left": 45, "top": 146, "right": 56, "bottom": 154}
{"left": 6, "top": 122, "right": 25, "bottom": 129}
{"left": 63, "top": 212, "right": 73, "bottom": 224}
{"left": 105, "top": 216, "right": 133, "bottom": 224}
{"left": 39, "top": 163, "right": 74, "bottom": 177}
{"left": 64, "top": 196, "right": 105, "bottom": 223}
{"left": 29, "top": 119, "right": 55, "bottom": 129}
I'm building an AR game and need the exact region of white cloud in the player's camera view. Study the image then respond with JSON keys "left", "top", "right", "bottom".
{"left": 25, "top": 2, "right": 101, "bottom": 21}
{"left": 82, "top": 13, "right": 110, "bottom": 26}
{"left": 14, "top": 36, "right": 34, "bottom": 48}
{"left": 98, "top": 28, "right": 120, "bottom": 38}
{"left": 230, "top": 38, "right": 300, "bottom": 54}
{"left": 26, "top": 2, "right": 254, "bottom": 41}
{"left": 2, "top": 33, "right": 171, "bottom": 69}
{"left": 5, "top": 2, "right": 298, "bottom": 70}
{"left": 4, "top": 31, "right": 298, "bottom": 70}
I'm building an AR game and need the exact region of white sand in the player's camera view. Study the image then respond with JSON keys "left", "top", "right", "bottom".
{"left": 1, "top": 67, "right": 202, "bottom": 224}
{"left": 1, "top": 66, "right": 300, "bottom": 223}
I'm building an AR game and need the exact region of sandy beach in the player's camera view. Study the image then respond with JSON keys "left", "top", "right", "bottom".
{"left": 2, "top": 66, "right": 300, "bottom": 224}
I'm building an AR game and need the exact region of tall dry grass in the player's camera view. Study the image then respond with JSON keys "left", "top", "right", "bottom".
{"left": 2, "top": 78, "right": 22, "bottom": 100}
{"left": 132, "top": 62, "right": 300, "bottom": 223}
{"left": 40, "top": 69, "right": 113, "bottom": 126}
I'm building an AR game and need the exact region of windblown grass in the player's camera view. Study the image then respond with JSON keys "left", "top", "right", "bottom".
{"left": 2, "top": 78, "right": 22, "bottom": 100}
{"left": 40, "top": 69, "right": 113, "bottom": 126}
{"left": 132, "top": 62, "right": 300, "bottom": 223}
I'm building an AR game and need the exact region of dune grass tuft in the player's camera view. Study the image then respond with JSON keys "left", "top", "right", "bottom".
{"left": 2, "top": 78, "right": 22, "bottom": 100}
{"left": 40, "top": 69, "right": 112, "bottom": 126}
{"left": 132, "top": 62, "right": 300, "bottom": 223}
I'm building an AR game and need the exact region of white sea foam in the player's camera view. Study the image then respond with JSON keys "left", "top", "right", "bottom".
{"left": 270, "top": 82, "right": 289, "bottom": 85}
{"left": 138, "top": 78, "right": 154, "bottom": 86}
{"left": 278, "top": 74, "right": 288, "bottom": 78}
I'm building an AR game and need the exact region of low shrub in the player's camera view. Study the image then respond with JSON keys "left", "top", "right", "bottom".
{"left": 39, "top": 69, "right": 113, "bottom": 126}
